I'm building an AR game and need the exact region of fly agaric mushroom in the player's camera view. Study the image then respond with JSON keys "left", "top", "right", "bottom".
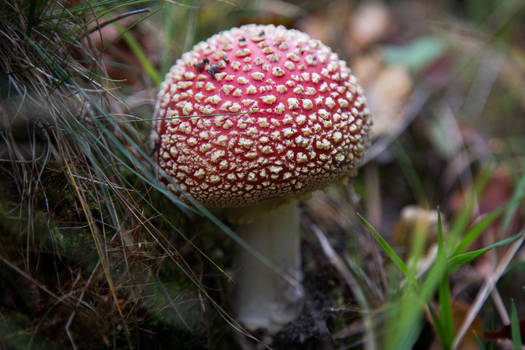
{"left": 151, "top": 24, "right": 371, "bottom": 333}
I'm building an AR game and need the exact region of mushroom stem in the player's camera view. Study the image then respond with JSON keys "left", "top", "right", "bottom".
{"left": 232, "top": 200, "right": 304, "bottom": 333}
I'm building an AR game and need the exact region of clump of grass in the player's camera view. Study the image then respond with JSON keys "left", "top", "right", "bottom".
{"left": 0, "top": 1, "right": 239, "bottom": 349}
{"left": 358, "top": 166, "right": 525, "bottom": 349}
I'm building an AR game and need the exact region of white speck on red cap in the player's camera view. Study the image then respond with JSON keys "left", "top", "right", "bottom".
{"left": 152, "top": 24, "right": 371, "bottom": 207}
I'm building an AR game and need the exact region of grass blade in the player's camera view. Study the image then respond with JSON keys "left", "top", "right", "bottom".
{"left": 448, "top": 166, "right": 493, "bottom": 243}
{"left": 448, "top": 233, "right": 523, "bottom": 273}
{"left": 437, "top": 208, "right": 444, "bottom": 249}
{"left": 115, "top": 19, "right": 162, "bottom": 85}
{"left": 428, "top": 304, "right": 447, "bottom": 348}
{"left": 474, "top": 332, "right": 487, "bottom": 350}
{"left": 438, "top": 278, "right": 453, "bottom": 349}
{"left": 358, "top": 213, "right": 417, "bottom": 286}
{"left": 501, "top": 171, "right": 525, "bottom": 236}
{"left": 511, "top": 299, "right": 522, "bottom": 350}
{"left": 453, "top": 205, "right": 506, "bottom": 255}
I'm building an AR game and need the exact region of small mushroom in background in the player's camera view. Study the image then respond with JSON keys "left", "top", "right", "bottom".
{"left": 151, "top": 24, "right": 371, "bottom": 335}
{"left": 391, "top": 205, "right": 447, "bottom": 260}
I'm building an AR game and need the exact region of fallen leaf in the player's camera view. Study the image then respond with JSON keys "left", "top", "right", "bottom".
{"left": 383, "top": 36, "right": 448, "bottom": 73}
{"left": 352, "top": 51, "right": 385, "bottom": 88}
{"left": 428, "top": 300, "right": 484, "bottom": 350}
{"left": 366, "top": 65, "right": 413, "bottom": 138}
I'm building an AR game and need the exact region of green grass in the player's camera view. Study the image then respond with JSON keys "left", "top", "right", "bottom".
{"left": 360, "top": 168, "right": 525, "bottom": 349}
{"left": 511, "top": 299, "right": 522, "bottom": 350}
{"left": 1, "top": 1, "right": 227, "bottom": 348}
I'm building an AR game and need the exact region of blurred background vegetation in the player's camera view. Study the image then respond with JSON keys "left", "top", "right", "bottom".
{"left": 0, "top": 0, "right": 524, "bottom": 349}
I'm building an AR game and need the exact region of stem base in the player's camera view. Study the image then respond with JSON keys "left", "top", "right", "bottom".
{"left": 233, "top": 200, "right": 304, "bottom": 333}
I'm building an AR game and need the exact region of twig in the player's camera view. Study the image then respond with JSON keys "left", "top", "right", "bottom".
{"left": 343, "top": 251, "right": 385, "bottom": 303}
{"left": 0, "top": 254, "right": 63, "bottom": 303}
{"left": 65, "top": 262, "right": 100, "bottom": 350}
{"left": 490, "top": 289, "right": 510, "bottom": 325}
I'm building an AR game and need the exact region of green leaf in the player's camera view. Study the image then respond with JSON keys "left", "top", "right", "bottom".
{"left": 438, "top": 278, "right": 454, "bottom": 350}
{"left": 437, "top": 209, "right": 444, "bottom": 249}
{"left": 501, "top": 171, "right": 525, "bottom": 236}
{"left": 115, "top": 21, "right": 162, "bottom": 85}
{"left": 448, "top": 167, "right": 494, "bottom": 244}
{"left": 511, "top": 299, "right": 522, "bottom": 350}
{"left": 448, "top": 233, "right": 523, "bottom": 273}
{"left": 358, "top": 213, "right": 417, "bottom": 287}
{"left": 453, "top": 205, "right": 506, "bottom": 255}
{"left": 383, "top": 36, "right": 448, "bottom": 72}
{"left": 428, "top": 305, "right": 447, "bottom": 348}
{"left": 426, "top": 208, "right": 453, "bottom": 350}
{"left": 474, "top": 332, "right": 487, "bottom": 350}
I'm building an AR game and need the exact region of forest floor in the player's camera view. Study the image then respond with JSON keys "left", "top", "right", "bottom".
{"left": 1, "top": 1, "right": 524, "bottom": 349}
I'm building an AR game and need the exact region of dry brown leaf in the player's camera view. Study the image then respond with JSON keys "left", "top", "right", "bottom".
{"left": 366, "top": 65, "right": 413, "bottom": 138}
{"left": 352, "top": 51, "right": 385, "bottom": 88}
{"left": 428, "top": 300, "right": 484, "bottom": 350}
{"left": 351, "top": 52, "right": 414, "bottom": 139}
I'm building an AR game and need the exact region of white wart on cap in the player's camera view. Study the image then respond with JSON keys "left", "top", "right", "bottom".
{"left": 152, "top": 24, "right": 371, "bottom": 208}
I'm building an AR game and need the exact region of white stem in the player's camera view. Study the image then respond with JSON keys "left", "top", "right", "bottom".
{"left": 233, "top": 200, "right": 304, "bottom": 333}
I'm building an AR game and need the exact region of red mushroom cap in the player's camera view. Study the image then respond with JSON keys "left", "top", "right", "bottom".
{"left": 152, "top": 24, "right": 371, "bottom": 208}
